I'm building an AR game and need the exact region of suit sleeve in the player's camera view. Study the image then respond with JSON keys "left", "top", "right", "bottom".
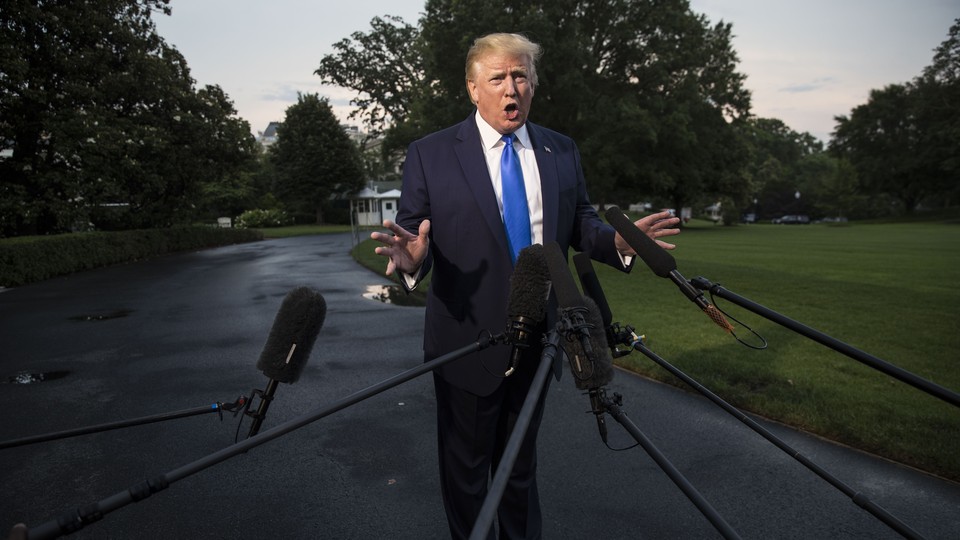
{"left": 395, "top": 140, "right": 434, "bottom": 291}
{"left": 569, "top": 142, "right": 634, "bottom": 274}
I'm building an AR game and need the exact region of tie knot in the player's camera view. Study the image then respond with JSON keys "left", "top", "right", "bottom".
{"left": 502, "top": 133, "right": 515, "bottom": 145}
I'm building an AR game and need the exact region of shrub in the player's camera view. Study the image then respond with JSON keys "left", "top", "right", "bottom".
{"left": 235, "top": 208, "right": 293, "bottom": 228}
{"left": 0, "top": 227, "right": 263, "bottom": 287}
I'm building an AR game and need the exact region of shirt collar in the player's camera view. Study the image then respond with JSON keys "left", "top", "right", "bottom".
{"left": 475, "top": 110, "right": 532, "bottom": 151}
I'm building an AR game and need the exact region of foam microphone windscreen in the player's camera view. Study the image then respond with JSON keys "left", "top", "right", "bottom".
{"left": 604, "top": 206, "right": 677, "bottom": 278}
{"left": 256, "top": 286, "right": 326, "bottom": 383}
{"left": 560, "top": 296, "right": 615, "bottom": 390}
{"left": 507, "top": 244, "right": 550, "bottom": 325}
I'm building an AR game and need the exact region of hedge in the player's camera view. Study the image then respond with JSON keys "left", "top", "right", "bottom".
{"left": 0, "top": 226, "right": 263, "bottom": 287}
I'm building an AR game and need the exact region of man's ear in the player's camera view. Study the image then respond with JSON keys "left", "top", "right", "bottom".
{"left": 466, "top": 79, "right": 478, "bottom": 104}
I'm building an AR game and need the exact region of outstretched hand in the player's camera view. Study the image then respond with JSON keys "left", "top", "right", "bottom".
{"left": 371, "top": 219, "right": 431, "bottom": 276}
{"left": 614, "top": 210, "right": 682, "bottom": 254}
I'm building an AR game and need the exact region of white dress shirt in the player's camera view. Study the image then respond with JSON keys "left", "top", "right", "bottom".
{"left": 475, "top": 111, "right": 543, "bottom": 247}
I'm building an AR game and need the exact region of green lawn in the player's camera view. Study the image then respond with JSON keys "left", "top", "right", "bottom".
{"left": 348, "top": 218, "right": 960, "bottom": 481}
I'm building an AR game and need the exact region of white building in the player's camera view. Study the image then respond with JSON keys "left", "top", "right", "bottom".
{"left": 351, "top": 185, "right": 401, "bottom": 226}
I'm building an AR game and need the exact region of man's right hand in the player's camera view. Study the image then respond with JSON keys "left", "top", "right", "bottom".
{"left": 370, "top": 219, "right": 431, "bottom": 276}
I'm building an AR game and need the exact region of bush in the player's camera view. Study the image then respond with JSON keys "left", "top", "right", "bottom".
{"left": 0, "top": 227, "right": 263, "bottom": 287}
{"left": 235, "top": 208, "right": 293, "bottom": 228}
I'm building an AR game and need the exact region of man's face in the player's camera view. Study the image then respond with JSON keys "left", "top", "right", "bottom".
{"left": 467, "top": 52, "right": 534, "bottom": 135}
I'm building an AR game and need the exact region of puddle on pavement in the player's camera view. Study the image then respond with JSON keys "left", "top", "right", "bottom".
{"left": 68, "top": 309, "right": 133, "bottom": 322}
{"left": 5, "top": 370, "right": 71, "bottom": 384}
{"left": 363, "top": 285, "right": 426, "bottom": 307}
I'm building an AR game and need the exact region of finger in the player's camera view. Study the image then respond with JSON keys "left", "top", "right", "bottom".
{"left": 418, "top": 219, "right": 431, "bottom": 239}
{"left": 382, "top": 220, "right": 409, "bottom": 238}
{"left": 656, "top": 239, "right": 677, "bottom": 250}
{"left": 655, "top": 227, "right": 682, "bottom": 237}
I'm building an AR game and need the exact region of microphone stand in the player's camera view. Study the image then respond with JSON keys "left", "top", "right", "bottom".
{"left": 690, "top": 277, "right": 960, "bottom": 409}
{"left": 469, "top": 329, "right": 563, "bottom": 540}
{"left": 24, "top": 333, "right": 502, "bottom": 540}
{"left": 590, "top": 387, "right": 743, "bottom": 540}
{"left": 0, "top": 397, "right": 248, "bottom": 450}
{"left": 607, "top": 323, "right": 926, "bottom": 540}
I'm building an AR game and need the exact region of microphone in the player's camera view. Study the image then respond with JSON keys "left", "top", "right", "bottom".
{"left": 543, "top": 242, "right": 592, "bottom": 356}
{"left": 247, "top": 286, "right": 327, "bottom": 437}
{"left": 559, "top": 295, "right": 615, "bottom": 391}
{"left": 571, "top": 253, "right": 622, "bottom": 443}
{"left": 543, "top": 243, "right": 615, "bottom": 442}
{"left": 573, "top": 252, "right": 624, "bottom": 352}
{"left": 604, "top": 206, "right": 734, "bottom": 333}
{"left": 504, "top": 244, "right": 551, "bottom": 376}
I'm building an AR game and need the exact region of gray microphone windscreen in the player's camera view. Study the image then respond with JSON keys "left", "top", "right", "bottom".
{"left": 256, "top": 286, "right": 326, "bottom": 383}
{"left": 507, "top": 244, "right": 550, "bottom": 324}
{"left": 560, "top": 296, "right": 614, "bottom": 390}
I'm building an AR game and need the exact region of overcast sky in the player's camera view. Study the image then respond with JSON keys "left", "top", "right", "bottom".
{"left": 154, "top": 1, "right": 958, "bottom": 143}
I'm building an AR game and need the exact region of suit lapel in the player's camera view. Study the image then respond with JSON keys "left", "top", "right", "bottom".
{"left": 454, "top": 115, "right": 512, "bottom": 258}
{"left": 529, "top": 123, "right": 559, "bottom": 245}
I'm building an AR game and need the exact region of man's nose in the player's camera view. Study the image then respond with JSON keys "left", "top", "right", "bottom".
{"left": 504, "top": 76, "right": 518, "bottom": 95}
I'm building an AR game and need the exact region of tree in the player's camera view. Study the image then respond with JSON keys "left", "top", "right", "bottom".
{"left": 191, "top": 86, "right": 261, "bottom": 220}
{"left": 830, "top": 19, "right": 960, "bottom": 213}
{"left": 740, "top": 117, "right": 824, "bottom": 219}
{"left": 316, "top": 15, "right": 425, "bottom": 147}
{"left": 831, "top": 84, "right": 930, "bottom": 214}
{"left": 0, "top": 0, "right": 257, "bottom": 235}
{"left": 319, "top": 0, "right": 753, "bottom": 214}
{"left": 269, "top": 93, "right": 364, "bottom": 224}
{"left": 914, "top": 18, "right": 960, "bottom": 207}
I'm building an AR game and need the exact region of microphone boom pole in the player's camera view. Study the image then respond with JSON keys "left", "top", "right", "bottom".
{"left": 26, "top": 334, "right": 501, "bottom": 540}
{"left": 691, "top": 277, "right": 960, "bottom": 410}
{"left": 0, "top": 399, "right": 246, "bottom": 450}
{"left": 469, "top": 329, "right": 562, "bottom": 540}
{"left": 631, "top": 338, "right": 926, "bottom": 540}
{"left": 595, "top": 390, "right": 743, "bottom": 540}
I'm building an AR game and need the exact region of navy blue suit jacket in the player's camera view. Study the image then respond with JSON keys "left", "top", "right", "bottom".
{"left": 397, "top": 113, "right": 631, "bottom": 396}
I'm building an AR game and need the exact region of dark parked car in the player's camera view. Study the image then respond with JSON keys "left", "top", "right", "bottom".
{"left": 772, "top": 214, "right": 810, "bottom": 224}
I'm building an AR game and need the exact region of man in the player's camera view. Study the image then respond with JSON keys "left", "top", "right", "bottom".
{"left": 372, "top": 33, "right": 680, "bottom": 539}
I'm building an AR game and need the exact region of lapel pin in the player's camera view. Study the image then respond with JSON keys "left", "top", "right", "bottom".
{"left": 544, "top": 146, "right": 552, "bottom": 153}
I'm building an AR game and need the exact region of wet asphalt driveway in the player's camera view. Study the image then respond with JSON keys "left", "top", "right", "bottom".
{"left": 1, "top": 233, "right": 958, "bottom": 539}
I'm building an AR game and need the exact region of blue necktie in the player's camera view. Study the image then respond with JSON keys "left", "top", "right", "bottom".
{"left": 500, "top": 133, "right": 530, "bottom": 264}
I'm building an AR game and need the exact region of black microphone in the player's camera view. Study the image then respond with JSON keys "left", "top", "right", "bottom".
{"left": 504, "top": 244, "right": 551, "bottom": 376}
{"left": 570, "top": 253, "right": 621, "bottom": 442}
{"left": 573, "top": 252, "right": 625, "bottom": 353}
{"left": 247, "top": 286, "right": 327, "bottom": 438}
{"left": 543, "top": 242, "right": 592, "bottom": 357}
{"left": 604, "top": 206, "right": 734, "bottom": 333}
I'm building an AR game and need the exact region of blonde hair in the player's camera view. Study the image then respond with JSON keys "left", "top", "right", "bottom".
{"left": 465, "top": 33, "right": 542, "bottom": 92}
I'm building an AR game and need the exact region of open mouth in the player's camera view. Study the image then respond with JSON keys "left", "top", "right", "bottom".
{"left": 505, "top": 103, "right": 519, "bottom": 120}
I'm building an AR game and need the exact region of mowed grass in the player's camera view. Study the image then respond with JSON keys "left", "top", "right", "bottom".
{"left": 351, "top": 218, "right": 960, "bottom": 481}
{"left": 599, "top": 218, "right": 960, "bottom": 481}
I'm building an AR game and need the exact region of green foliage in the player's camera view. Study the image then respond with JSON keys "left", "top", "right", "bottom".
{"left": 0, "top": 227, "right": 263, "bottom": 287}
{"left": 831, "top": 19, "right": 960, "bottom": 213}
{"left": 269, "top": 94, "right": 365, "bottom": 224}
{"left": 315, "top": 15, "right": 426, "bottom": 145}
{"left": 235, "top": 208, "right": 293, "bottom": 229}
{"left": 0, "top": 0, "right": 257, "bottom": 237}
{"left": 321, "top": 0, "right": 752, "bottom": 211}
